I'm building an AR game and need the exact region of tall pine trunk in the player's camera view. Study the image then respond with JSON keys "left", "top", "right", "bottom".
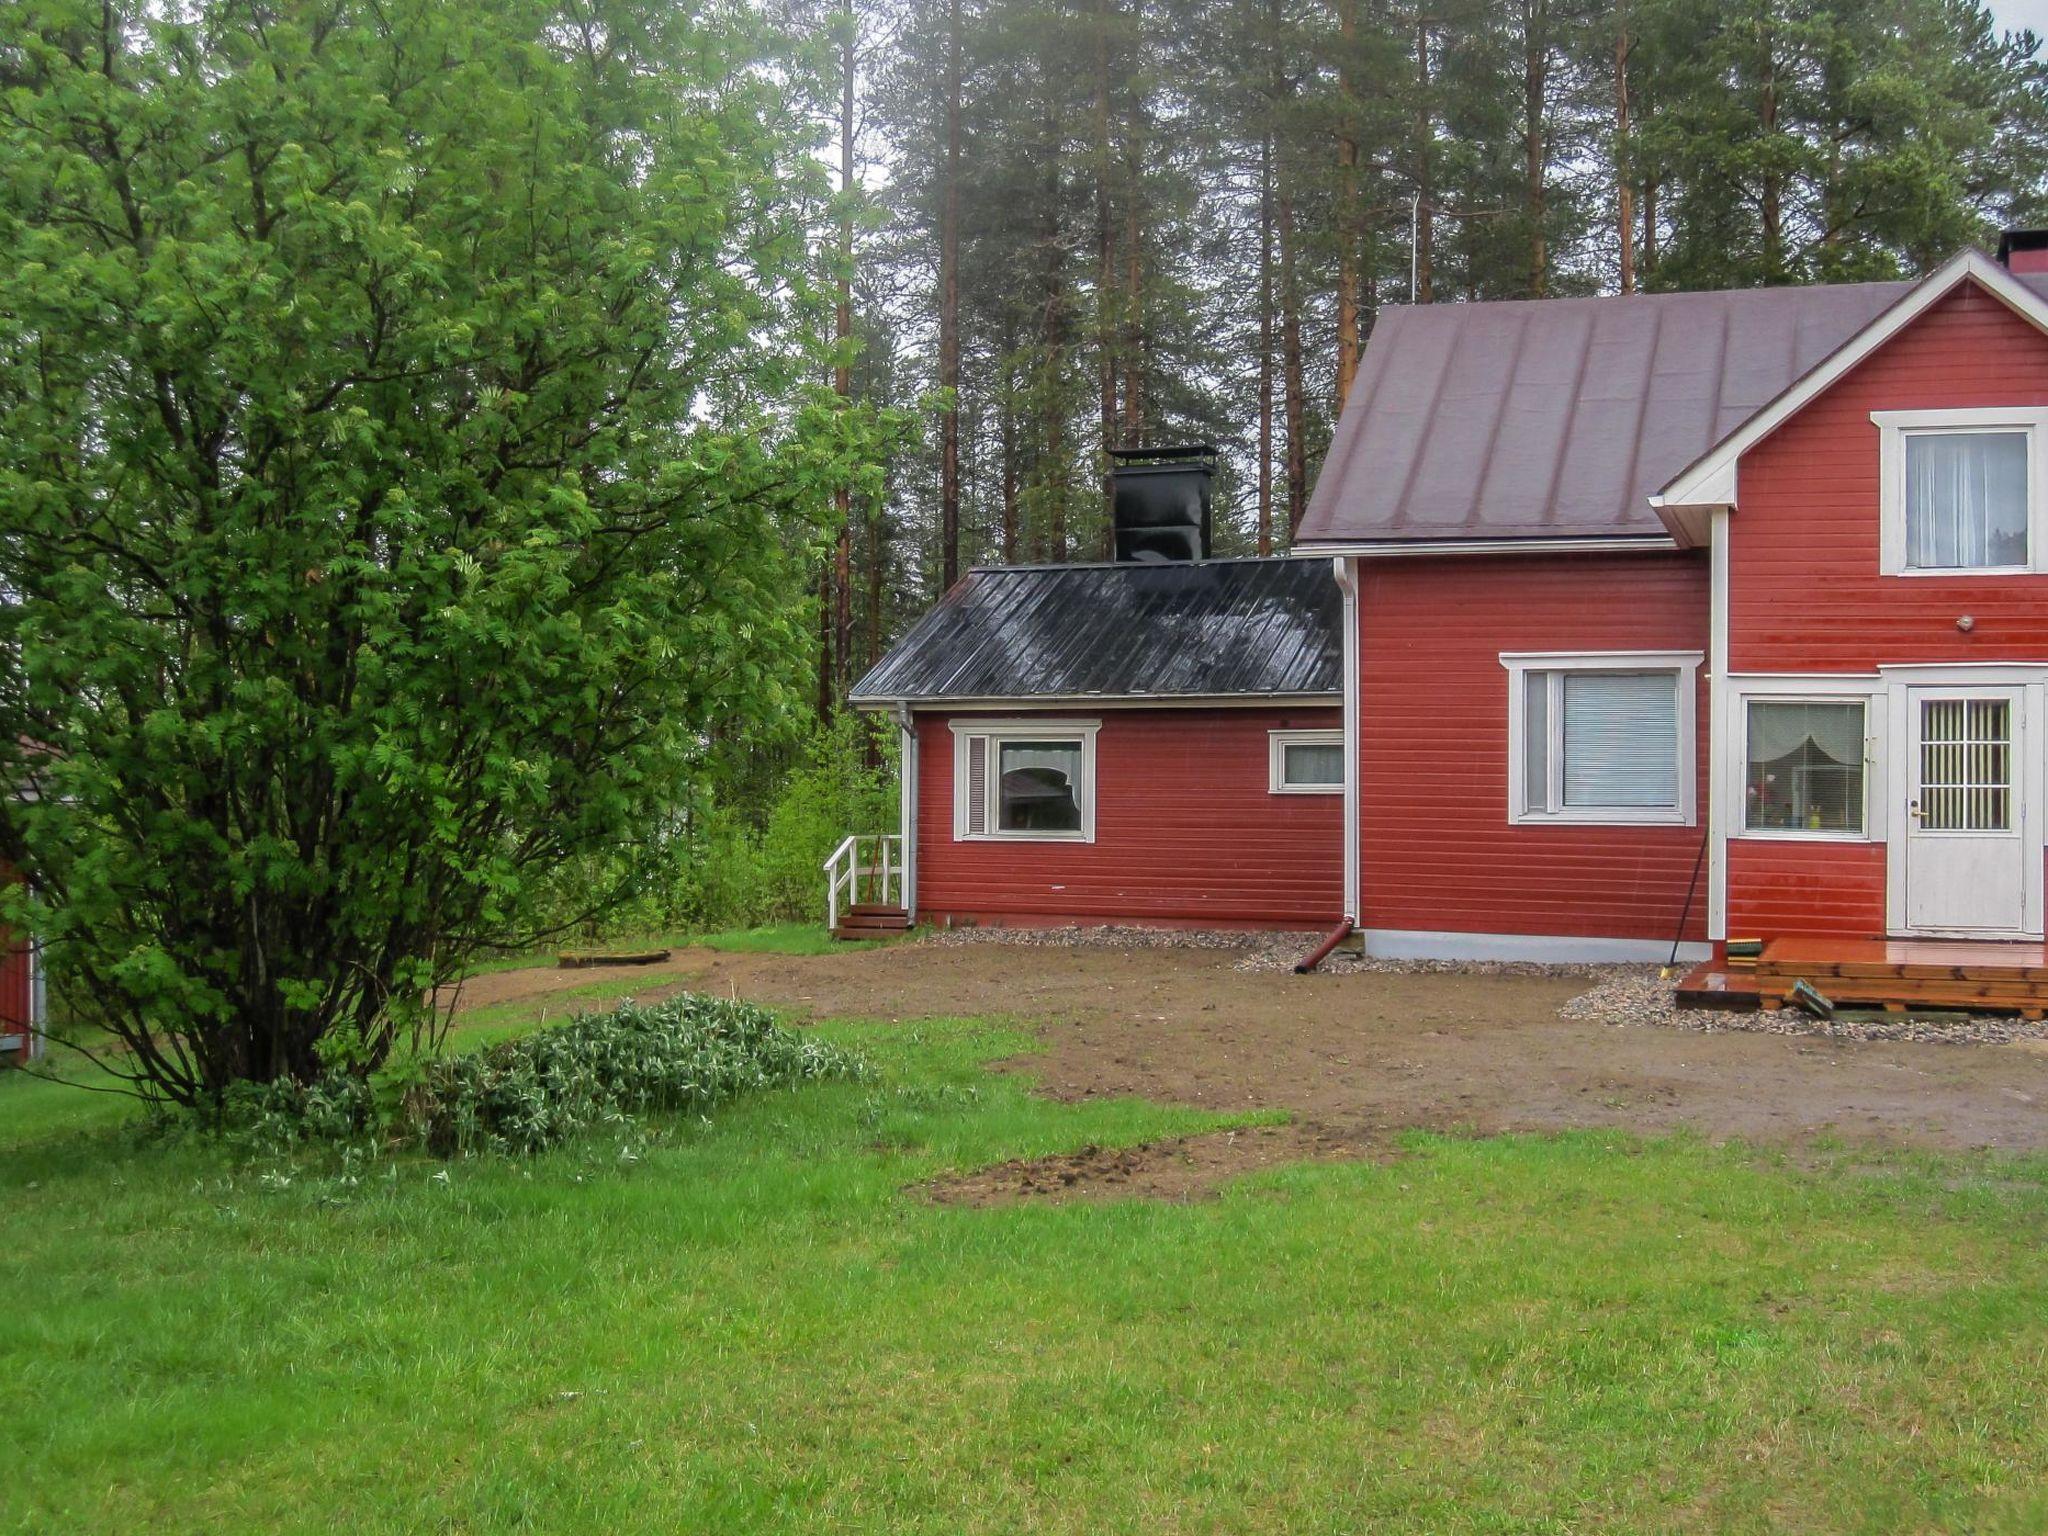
{"left": 938, "top": 0, "right": 962, "bottom": 588}
{"left": 1272, "top": 0, "right": 1305, "bottom": 533}
{"left": 1334, "top": 0, "right": 1362, "bottom": 410}
{"left": 1521, "top": 0, "right": 1548, "bottom": 297}
{"left": 1095, "top": 0, "right": 1118, "bottom": 555}
{"left": 1615, "top": 4, "right": 1634, "bottom": 294}
{"left": 1413, "top": 14, "right": 1434, "bottom": 303}
{"left": 832, "top": 0, "right": 855, "bottom": 704}
{"left": 1258, "top": 128, "right": 1275, "bottom": 557}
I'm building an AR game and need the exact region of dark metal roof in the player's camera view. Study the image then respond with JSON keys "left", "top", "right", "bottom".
{"left": 849, "top": 557, "right": 1340, "bottom": 705}
{"left": 1299, "top": 278, "right": 1952, "bottom": 544}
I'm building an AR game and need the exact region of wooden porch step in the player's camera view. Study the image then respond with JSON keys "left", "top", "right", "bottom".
{"left": 832, "top": 904, "right": 911, "bottom": 942}
{"left": 1753, "top": 936, "right": 2048, "bottom": 1018}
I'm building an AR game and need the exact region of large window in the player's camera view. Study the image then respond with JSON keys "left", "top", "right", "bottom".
{"left": 1877, "top": 409, "right": 2048, "bottom": 574}
{"left": 1503, "top": 653, "right": 1699, "bottom": 825}
{"left": 1269, "top": 730, "right": 1345, "bottom": 794}
{"left": 951, "top": 721, "right": 1098, "bottom": 841}
{"left": 1744, "top": 699, "right": 1867, "bottom": 835}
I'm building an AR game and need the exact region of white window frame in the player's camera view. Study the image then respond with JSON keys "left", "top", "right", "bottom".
{"left": 1732, "top": 685, "right": 1881, "bottom": 843}
{"left": 1874, "top": 407, "right": 2048, "bottom": 576}
{"left": 949, "top": 718, "right": 1100, "bottom": 842}
{"left": 1501, "top": 651, "right": 1701, "bottom": 827}
{"left": 1268, "top": 729, "right": 1345, "bottom": 795}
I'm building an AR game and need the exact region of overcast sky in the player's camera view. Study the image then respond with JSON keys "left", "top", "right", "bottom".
{"left": 1991, "top": 0, "right": 2048, "bottom": 45}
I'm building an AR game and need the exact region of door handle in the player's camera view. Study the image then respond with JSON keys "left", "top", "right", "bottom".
{"left": 1908, "top": 800, "right": 1922, "bottom": 822}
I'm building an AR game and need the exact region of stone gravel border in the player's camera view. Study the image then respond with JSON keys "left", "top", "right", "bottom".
{"left": 1562, "top": 967, "right": 2048, "bottom": 1046}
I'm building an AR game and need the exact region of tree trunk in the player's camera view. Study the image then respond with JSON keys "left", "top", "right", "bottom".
{"left": 1039, "top": 85, "right": 1068, "bottom": 562}
{"left": 1413, "top": 14, "right": 1434, "bottom": 304}
{"left": 1121, "top": 143, "right": 1144, "bottom": 444}
{"left": 1615, "top": 5, "right": 1634, "bottom": 294}
{"left": 938, "top": 0, "right": 962, "bottom": 588}
{"left": 1522, "top": 0, "right": 1548, "bottom": 298}
{"left": 1334, "top": 0, "right": 1362, "bottom": 410}
{"left": 1095, "top": 0, "right": 1118, "bottom": 557}
{"left": 1274, "top": 0, "right": 1306, "bottom": 530}
{"left": 1000, "top": 351, "right": 1019, "bottom": 563}
{"left": 1759, "top": 27, "right": 1781, "bottom": 278}
{"left": 1643, "top": 174, "right": 1658, "bottom": 274}
{"left": 833, "top": 0, "right": 855, "bottom": 700}
{"left": 1258, "top": 129, "right": 1275, "bottom": 557}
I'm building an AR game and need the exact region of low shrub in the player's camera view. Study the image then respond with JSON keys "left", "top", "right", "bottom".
{"left": 402, "top": 995, "right": 864, "bottom": 1156}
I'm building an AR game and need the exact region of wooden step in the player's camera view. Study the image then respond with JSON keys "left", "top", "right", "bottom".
{"left": 832, "top": 905, "right": 911, "bottom": 942}
{"left": 1753, "top": 936, "right": 2048, "bottom": 1018}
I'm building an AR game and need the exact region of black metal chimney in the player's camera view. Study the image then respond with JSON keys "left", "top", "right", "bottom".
{"left": 1109, "top": 444, "right": 1215, "bottom": 563}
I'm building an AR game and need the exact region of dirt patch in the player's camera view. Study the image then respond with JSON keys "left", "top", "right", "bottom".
{"left": 456, "top": 935, "right": 2048, "bottom": 1153}
{"left": 921, "top": 1120, "right": 1382, "bottom": 1206}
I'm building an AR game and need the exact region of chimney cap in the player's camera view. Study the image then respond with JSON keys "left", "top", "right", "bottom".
{"left": 1106, "top": 442, "right": 1217, "bottom": 462}
{"left": 1996, "top": 228, "right": 2048, "bottom": 265}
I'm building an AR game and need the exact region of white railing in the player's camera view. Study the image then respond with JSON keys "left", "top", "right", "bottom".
{"left": 824, "top": 833, "right": 904, "bottom": 930}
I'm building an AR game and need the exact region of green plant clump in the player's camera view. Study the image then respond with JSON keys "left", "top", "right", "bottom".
{"left": 408, "top": 996, "right": 863, "bottom": 1157}
{"left": 218, "top": 995, "right": 861, "bottom": 1158}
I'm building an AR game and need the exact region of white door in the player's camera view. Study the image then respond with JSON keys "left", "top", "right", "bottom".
{"left": 1903, "top": 686, "right": 2029, "bottom": 935}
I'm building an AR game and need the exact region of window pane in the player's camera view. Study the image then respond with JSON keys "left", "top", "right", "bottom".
{"left": 1561, "top": 672, "right": 1677, "bottom": 809}
{"left": 1523, "top": 670, "right": 1550, "bottom": 812}
{"left": 1918, "top": 697, "right": 2011, "bottom": 831}
{"left": 1283, "top": 742, "right": 1343, "bottom": 787}
{"left": 1745, "top": 701, "right": 1864, "bottom": 833}
{"left": 998, "top": 740, "right": 1082, "bottom": 832}
{"left": 1905, "top": 431, "right": 2028, "bottom": 570}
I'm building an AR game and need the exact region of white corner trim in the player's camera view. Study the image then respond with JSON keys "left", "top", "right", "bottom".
{"left": 1269, "top": 728, "right": 1345, "bottom": 795}
{"left": 1657, "top": 248, "right": 2048, "bottom": 513}
{"left": 1335, "top": 556, "right": 1361, "bottom": 922}
{"left": 1501, "top": 651, "right": 1703, "bottom": 828}
{"left": 950, "top": 720, "right": 1100, "bottom": 844}
{"left": 894, "top": 706, "right": 919, "bottom": 922}
{"left": 1358, "top": 927, "right": 1710, "bottom": 964}
{"left": 1707, "top": 509, "right": 1730, "bottom": 942}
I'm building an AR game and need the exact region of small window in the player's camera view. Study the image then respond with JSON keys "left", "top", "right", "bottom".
{"left": 1504, "top": 653, "right": 1698, "bottom": 826}
{"left": 1904, "top": 431, "right": 2028, "bottom": 571}
{"left": 1745, "top": 700, "right": 1866, "bottom": 835}
{"left": 952, "top": 721, "right": 1098, "bottom": 841}
{"left": 1876, "top": 409, "right": 2048, "bottom": 575}
{"left": 1270, "top": 730, "right": 1344, "bottom": 794}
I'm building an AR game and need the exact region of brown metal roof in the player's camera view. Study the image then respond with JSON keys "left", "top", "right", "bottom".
{"left": 1298, "top": 278, "right": 1959, "bottom": 545}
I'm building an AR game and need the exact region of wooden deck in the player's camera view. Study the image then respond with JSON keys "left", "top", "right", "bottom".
{"left": 1681, "top": 937, "right": 2048, "bottom": 1017}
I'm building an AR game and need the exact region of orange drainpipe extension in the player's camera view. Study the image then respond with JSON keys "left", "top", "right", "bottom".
{"left": 1294, "top": 919, "right": 1356, "bottom": 974}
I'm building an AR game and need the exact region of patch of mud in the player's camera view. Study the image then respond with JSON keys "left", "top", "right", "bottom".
{"left": 919, "top": 1121, "right": 1381, "bottom": 1207}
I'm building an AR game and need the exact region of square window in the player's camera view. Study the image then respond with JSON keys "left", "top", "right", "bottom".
{"left": 1270, "top": 730, "right": 1344, "bottom": 794}
{"left": 1745, "top": 700, "right": 1866, "bottom": 835}
{"left": 1904, "top": 431, "right": 2029, "bottom": 570}
{"left": 997, "top": 740, "right": 1083, "bottom": 832}
{"left": 1505, "top": 654, "right": 1697, "bottom": 826}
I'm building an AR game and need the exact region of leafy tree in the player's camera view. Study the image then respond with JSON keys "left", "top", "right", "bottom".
{"left": 0, "top": 0, "right": 875, "bottom": 1105}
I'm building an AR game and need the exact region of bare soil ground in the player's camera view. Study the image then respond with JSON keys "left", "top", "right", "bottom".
{"left": 451, "top": 939, "right": 2048, "bottom": 1196}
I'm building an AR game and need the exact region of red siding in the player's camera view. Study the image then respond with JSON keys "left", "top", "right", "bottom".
{"left": 0, "top": 866, "right": 28, "bottom": 1055}
{"left": 1358, "top": 552, "right": 1710, "bottom": 943}
{"left": 915, "top": 706, "right": 1343, "bottom": 927}
{"left": 1726, "top": 281, "right": 2048, "bottom": 939}
{"left": 1725, "top": 840, "right": 1887, "bottom": 941}
{"left": 1733, "top": 283, "right": 2048, "bottom": 673}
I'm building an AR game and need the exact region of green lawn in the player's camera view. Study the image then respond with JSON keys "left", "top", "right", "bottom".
{"left": 7, "top": 1007, "right": 2048, "bottom": 1533}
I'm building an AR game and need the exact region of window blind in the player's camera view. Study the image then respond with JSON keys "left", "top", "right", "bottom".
{"left": 1561, "top": 672, "right": 1677, "bottom": 808}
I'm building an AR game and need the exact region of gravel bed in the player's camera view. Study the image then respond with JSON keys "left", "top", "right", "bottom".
{"left": 916, "top": 924, "right": 1623, "bottom": 978}
{"left": 1562, "top": 967, "right": 2048, "bottom": 1046}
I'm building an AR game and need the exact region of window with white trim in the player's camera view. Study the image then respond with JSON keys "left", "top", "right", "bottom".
{"left": 951, "top": 720, "right": 1099, "bottom": 841}
{"left": 1502, "top": 653, "right": 1699, "bottom": 825}
{"left": 1269, "top": 730, "right": 1344, "bottom": 794}
{"left": 1876, "top": 408, "right": 2048, "bottom": 574}
{"left": 1743, "top": 698, "right": 1867, "bottom": 836}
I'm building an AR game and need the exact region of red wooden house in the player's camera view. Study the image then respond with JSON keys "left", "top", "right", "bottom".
{"left": 1, "top": 865, "right": 42, "bottom": 1064}
{"left": 850, "top": 236, "right": 2048, "bottom": 984}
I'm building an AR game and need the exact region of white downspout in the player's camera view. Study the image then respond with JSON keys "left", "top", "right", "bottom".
{"left": 1707, "top": 508, "right": 1731, "bottom": 946}
{"left": 1334, "top": 556, "right": 1361, "bottom": 924}
{"left": 892, "top": 702, "right": 918, "bottom": 922}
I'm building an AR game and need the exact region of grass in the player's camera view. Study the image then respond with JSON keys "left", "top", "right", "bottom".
{"left": 8, "top": 997, "right": 2048, "bottom": 1532}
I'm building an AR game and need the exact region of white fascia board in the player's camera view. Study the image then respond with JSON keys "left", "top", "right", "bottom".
{"left": 1656, "top": 249, "right": 2048, "bottom": 515}
{"left": 856, "top": 692, "right": 1343, "bottom": 712}
{"left": 1297, "top": 535, "right": 1678, "bottom": 558}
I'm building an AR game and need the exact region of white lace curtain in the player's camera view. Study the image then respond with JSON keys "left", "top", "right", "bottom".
{"left": 1747, "top": 700, "right": 1863, "bottom": 767}
{"left": 1905, "top": 431, "right": 2028, "bottom": 569}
